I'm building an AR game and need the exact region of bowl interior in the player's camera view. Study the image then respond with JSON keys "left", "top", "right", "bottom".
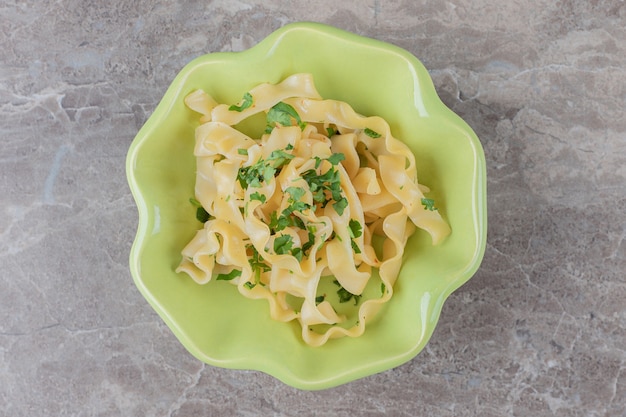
{"left": 127, "top": 22, "right": 486, "bottom": 390}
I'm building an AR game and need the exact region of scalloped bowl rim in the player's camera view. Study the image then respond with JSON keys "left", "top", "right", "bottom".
{"left": 126, "top": 22, "right": 487, "bottom": 390}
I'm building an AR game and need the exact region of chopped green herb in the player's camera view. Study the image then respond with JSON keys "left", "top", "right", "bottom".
{"left": 315, "top": 295, "right": 325, "bottom": 304}
{"left": 311, "top": 188, "right": 326, "bottom": 205}
{"left": 265, "top": 102, "right": 305, "bottom": 133}
{"left": 285, "top": 186, "right": 305, "bottom": 202}
{"left": 274, "top": 186, "right": 311, "bottom": 229}
{"left": 421, "top": 197, "right": 437, "bottom": 211}
{"left": 247, "top": 244, "right": 271, "bottom": 283}
{"left": 301, "top": 226, "right": 317, "bottom": 255}
{"left": 292, "top": 215, "right": 306, "bottom": 230}
{"left": 189, "top": 197, "right": 212, "bottom": 223}
{"left": 269, "top": 212, "right": 306, "bottom": 233}
{"left": 326, "top": 153, "right": 345, "bottom": 166}
{"left": 351, "top": 240, "right": 361, "bottom": 254}
{"left": 216, "top": 269, "right": 242, "bottom": 281}
{"left": 269, "top": 210, "right": 290, "bottom": 232}
{"left": 349, "top": 220, "right": 363, "bottom": 252}
{"left": 348, "top": 219, "right": 362, "bottom": 239}
{"left": 237, "top": 148, "right": 248, "bottom": 155}
{"left": 237, "top": 159, "right": 276, "bottom": 189}
{"left": 333, "top": 197, "right": 348, "bottom": 216}
{"left": 364, "top": 128, "right": 382, "bottom": 138}
{"left": 274, "top": 234, "right": 294, "bottom": 255}
{"left": 267, "top": 149, "right": 295, "bottom": 168}
{"left": 228, "top": 92, "right": 253, "bottom": 112}
{"left": 329, "top": 172, "right": 343, "bottom": 201}
{"left": 237, "top": 148, "right": 296, "bottom": 190}
{"left": 381, "top": 282, "right": 386, "bottom": 296}
{"left": 333, "top": 280, "right": 361, "bottom": 305}
{"left": 285, "top": 143, "right": 294, "bottom": 150}
{"left": 261, "top": 164, "right": 275, "bottom": 183}
{"left": 291, "top": 247, "right": 304, "bottom": 262}
{"left": 326, "top": 127, "right": 336, "bottom": 137}
{"left": 301, "top": 157, "right": 346, "bottom": 214}
{"left": 250, "top": 192, "right": 266, "bottom": 203}
{"left": 244, "top": 281, "right": 256, "bottom": 289}
{"left": 335, "top": 285, "right": 351, "bottom": 302}
{"left": 272, "top": 233, "right": 304, "bottom": 261}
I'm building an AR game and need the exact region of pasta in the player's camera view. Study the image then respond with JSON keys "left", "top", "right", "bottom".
{"left": 176, "top": 73, "right": 451, "bottom": 346}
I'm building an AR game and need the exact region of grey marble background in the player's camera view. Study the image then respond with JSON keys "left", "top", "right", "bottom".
{"left": 1, "top": 1, "right": 625, "bottom": 416}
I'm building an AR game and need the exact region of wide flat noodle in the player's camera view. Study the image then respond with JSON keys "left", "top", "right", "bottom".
{"left": 177, "top": 74, "right": 450, "bottom": 346}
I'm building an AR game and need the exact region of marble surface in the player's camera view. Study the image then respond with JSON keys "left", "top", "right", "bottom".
{"left": 1, "top": 1, "right": 625, "bottom": 415}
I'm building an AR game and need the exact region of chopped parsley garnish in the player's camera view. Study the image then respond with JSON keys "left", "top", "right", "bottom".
{"left": 333, "top": 280, "right": 361, "bottom": 305}
{"left": 244, "top": 281, "right": 256, "bottom": 289}
{"left": 315, "top": 295, "right": 325, "bottom": 304}
{"left": 250, "top": 192, "right": 266, "bottom": 203}
{"left": 364, "top": 128, "right": 382, "bottom": 138}
{"left": 189, "top": 197, "right": 202, "bottom": 207}
{"left": 237, "top": 148, "right": 248, "bottom": 155}
{"left": 285, "top": 186, "right": 306, "bottom": 202}
{"left": 285, "top": 201, "right": 309, "bottom": 218}
{"left": 301, "top": 153, "right": 348, "bottom": 215}
{"left": 267, "top": 149, "right": 295, "bottom": 168}
{"left": 237, "top": 148, "right": 295, "bottom": 189}
{"left": 274, "top": 234, "right": 294, "bottom": 255}
{"left": 381, "top": 282, "right": 387, "bottom": 296}
{"left": 267, "top": 185, "right": 311, "bottom": 233}
{"left": 348, "top": 219, "right": 362, "bottom": 239}
{"left": 269, "top": 211, "right": 291, "bottom": 232}
{"left": 189, "top": 197, "right": 212, "bottom": 223}
{"left": 326, "top": 153, "right": 346, "bottom": 166}
{"left": 348, "top": 219, "right": 363, "bottom": 254}
{"left": 247, "top": 244, "right": 271, "bottom": 283}
{"left": 273, "top": 234, "right": 305, "bottom": 260}
{"left": 333, "top": 197, "right": 348, "bottom": 216}
{"left": 421, "top": 197, "right": 437, "bottom": 211}
{"left": 228, "top": 92, "right": 253, "bottom": 112}
{"left": 235, "top": 146, "right": 353, "bottom": 268}
{"left": 265, "top": 102, "right": 306, "bottom": 133}
{"left": 216, "top": 269, "right": 242, "bottom": 281}
{"left": 301, "top": 225, "right": 317, "bottom": 255}
{"left": 291, "top": 247, "right": 304, "bottom": 262}
{"left": 237, "top": 161, "right": 274, "bottom": 189}
{"left": 326, "top": 127, "right": 336, "bottom": 137}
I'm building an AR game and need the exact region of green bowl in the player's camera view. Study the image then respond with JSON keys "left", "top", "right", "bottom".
{"left": 126, "top": 22, "right": 486, "bottom": 390}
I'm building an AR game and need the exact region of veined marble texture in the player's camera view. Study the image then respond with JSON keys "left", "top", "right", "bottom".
{"left": 1, "top": 1, "right": 624, "bottom": 416}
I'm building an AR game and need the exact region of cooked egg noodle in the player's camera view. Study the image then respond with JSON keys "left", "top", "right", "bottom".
{"left": 176, "top": 73, "right": 450, "bottom": 346}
